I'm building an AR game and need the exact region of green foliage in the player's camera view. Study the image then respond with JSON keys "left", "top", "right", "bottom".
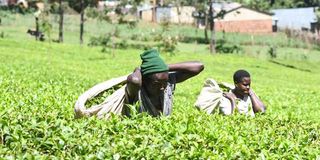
{"left": 114, "top": 0, "right": 142, "bottom": 25}
{"left": 268, "top": 45, "right": 277, "bottom": 59}
{"left": 49, "top": 2, "right": 60, "bottom": 14}
{"left": 158, "top": 35, "right": 179, "bottom": 53}
{"left": 215, "top": 31, "right": 242, "bottom": 54}
{"left": 271, "top": 0, "right": 319, "bottom": 8}
{"left": 85, "top": 85, "right": 123, "bottom": 108}
{"left": 1, "top": 35, "right": 320, "bottom": 158}
{"left": 0, "top": 31, "right": 5, "bottom": 38}
{"left": 130, "top": 32, "right": 151, "bottom": 41}
{"left": 88, "top": 34, "right": 111, "bottom": 46}
{"left": 216, "top": 39, "right": 242, "bottom": 54}
{"left": 234, "top": 0, "right": 270, "bottom": 11}
{"left": 67, "top": 0, "right": 98, "bottom": 13}
{"left": 1, "top": 11, "right": 320, "bottom": 59}
{"left": 85, "top": 7, "right": 100, "bottom": 19}
{"left": 85, "top": 7, "right": 112, "bottom": 23}
{"left": 153, "top": 21, "right": 179, "bottom": 54}
{"left": 88, "top": 29, "right": 131, "bottom": 53}
{"left": 117, "top": 39, "right": 128, "bottom": 49}
{"left": 37, "top": 8, "right": 53, "bottom": 41}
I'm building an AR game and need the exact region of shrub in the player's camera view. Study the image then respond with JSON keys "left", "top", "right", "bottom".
{"left": 0, "top": 31, "right": 5, "bottom": 38}
{"left": 216, "top": 39, "right": 242, "bottom": 54}
{"left": 180, "top": 36, "right": 209, "bottom": 44}
{"left": 127, "top": 20, "right": 137, "bottom": 29}
{"left": 268, "top": 45, "right": 277, "bottom": 59}
{"left": 85, "top": 7, "right": 100, "bottom": 19}
{"left": 158, "top": 35, "right": 179, "bottom": 53}
{"left": 88, "top": 34, "right": 111, "bottom": 47}
{"left": 130, "top": 33, "right": 150, "bottom": 42}
{"left": 130, "top": 34, "right": 138, "bottom": 40}
{"left": 149, "top": 21, "right": 178, "bottom": 54}
{"left": 116, "top": 39, "right": 128, "bottom": 49}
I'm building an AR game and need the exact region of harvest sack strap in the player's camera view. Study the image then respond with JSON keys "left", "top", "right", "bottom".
{"left": 74, "top": 75, "right": 128, "bottom": 119}
{"left": 194, "top": 79, "right": 233, "bottom": 114}
{"left": 138, "top": 80, "right": 174, "bottom": 117}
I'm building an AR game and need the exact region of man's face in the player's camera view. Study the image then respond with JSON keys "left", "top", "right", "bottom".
{"left": 235, "top": 77, "right": 251, "bottom": 96}
{"left": 143, "top": 72, "right": 169, "bottom": 96}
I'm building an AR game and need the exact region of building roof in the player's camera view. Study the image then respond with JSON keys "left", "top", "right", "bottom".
{"left": 0, "top": 0, "right": 6, "bottom": 5}
{"left": 271, "top": 7, "right": 317, "bottom": 30}
{"left": 212, "top": 2, "right": 272, "bottom": 19}
{"left": 217, "top": 6, "right": 272, "bottom": 21}
{"left": 212, "top": 2, "right": 241, "bottom": 12}
{"left": 137, "top": 4, "right": 153, "bottom": 12}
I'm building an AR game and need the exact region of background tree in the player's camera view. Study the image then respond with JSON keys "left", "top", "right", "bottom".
{"left": 58, "top": 0, "right": 64, "bottom": 42}
{"left": 193, "top": 0, "right": 208, "bottom": 42}
{"left": 115, "top": 0, "right": 143, "bottom": 23}
{"left": 68, "top": 0, "right": 98, "bottom": 44}
{"left": 158, "top": 0, "right": 194, "bottom": 24}
{"left": 49, "top": 0, "right": 68, "bottom": 43}
{"left": 193, "top": 0, "right": 226, "bottom": 54}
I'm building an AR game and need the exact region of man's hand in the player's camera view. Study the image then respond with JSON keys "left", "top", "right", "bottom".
{"left": 168, "top": 61, "right": 204, "bottom": 83}
{"left": 247, "top": 88, "right": 266, "bottom": 113}
{"left": 248, "top": 88, "right": 254, "bottom": 97}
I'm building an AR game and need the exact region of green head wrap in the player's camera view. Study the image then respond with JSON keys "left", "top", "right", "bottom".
{"left": 140, "top": 49, "right": 168, "bottom": 76}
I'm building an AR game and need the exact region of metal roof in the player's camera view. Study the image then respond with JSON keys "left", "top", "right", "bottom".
{"left": 271, "top": 7, "right": 317, "bottom": 30}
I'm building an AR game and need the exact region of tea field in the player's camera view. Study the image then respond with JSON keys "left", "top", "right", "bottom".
{"left": 0, "top": 36, "right": 320, "bottom": 158}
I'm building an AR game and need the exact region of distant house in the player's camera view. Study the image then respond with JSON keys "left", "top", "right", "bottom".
{"left": 138, "top": 2, "right": 273, "bottom": 33}
{"left": 138, "top": 4, "right": 154, "bottom": 22}
{"left": 0, "top": 0, "right": 17, "bottom": 6}
{"left": 98, "top": 0, "right": 120, "bottom": 10}
{"left": 139, "top": 5, "right": 195, "bottom": 24}
{"left": 0, "top": 0, "right": 8, "bottom": 6}
{"left": 157, "top": 6, "right": 195, "bottom": 24}
{"left": 271, "top": 7, "right": 317, "bottom": 31}
{"left": 212, "top": 3, "right": 273, "bottom": 33}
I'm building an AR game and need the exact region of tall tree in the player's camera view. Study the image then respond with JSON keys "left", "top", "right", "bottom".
{"left": 68, "top": 0, "right": 98, "bottom": 44}
{"left": 115, "top": 0, "right": 143, "bottom": 23}
{"left": 35, "top": 11, "right": 40, "bottom": 41}
{"left": 80, "top": 0, "right": 84, "bottom": 44}
{"left": 193, "top": 0, "right": 208, "bottom": 41}
{"left": 208, "top": 0, "right": 215, "bottom": 53}
{"left": 167, "top": 0, "right": 194, "bottom": 24}
{"left": 49, "top": 0, "right": 67, "bottom": 43}
{"left": 193, "top": 0, "right": 226, "bottom": 54}
{"left": 152, "top": 0, "right": 156, "bottom": 22}
{"left": 58, "top": 0, "right": 64, "bottom": 43}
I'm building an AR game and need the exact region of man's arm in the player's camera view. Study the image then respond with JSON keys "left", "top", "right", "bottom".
{"left": 126, "top": 68, "right": 142, "bottom": 103}
{"left": 168, "top": 61, "right": 204, "bottom": 83}
{"left": 249, "top": 89, "right": 266, "bottom": 113}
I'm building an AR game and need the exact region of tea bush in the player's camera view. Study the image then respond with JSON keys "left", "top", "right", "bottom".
{"left": 0, "top": 38, "right": 319, "bottom": 158}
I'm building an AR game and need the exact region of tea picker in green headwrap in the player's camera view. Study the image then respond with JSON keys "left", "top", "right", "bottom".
{"left": 124, "top": 49, "right": 204, "bottom": 117}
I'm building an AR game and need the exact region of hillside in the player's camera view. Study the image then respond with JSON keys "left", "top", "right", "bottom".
{"left": 0, "top": 35, "right": 320, "bottom": 158}
{"left": 1, "top": 9, "right": 320, "bottom": 158}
